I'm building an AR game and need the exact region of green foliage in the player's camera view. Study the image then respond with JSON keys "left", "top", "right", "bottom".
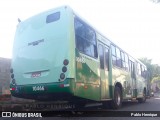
{"left": 151, "top": 76, "right": 160, "bottom": 83}
{"left": 139, "top": 57, "right": 160, "bottom": 84}
{"left": 139, "top": 58, "right": 153, "bottom": 80}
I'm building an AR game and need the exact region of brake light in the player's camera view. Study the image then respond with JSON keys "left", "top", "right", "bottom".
{"left": 63, "top": 59, "right": 69, "bottom": 66}
{"left": 59, "top": 84, "right": 64, "bottom": 88}
{"left": 10, "top": 88, "right": 16, "bottom": 91}
{"left": 59, "top": 59, "right": 69, "bottom": 82}
{"left": 59, "top": 84, "right": 70, "bottom": 88}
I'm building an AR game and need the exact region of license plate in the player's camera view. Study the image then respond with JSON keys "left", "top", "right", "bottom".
{"left": 32, "top": 86, "right": 44, "bottom": 91}
{"left": 31, "top": 72, "right": 41, "bottom": 78}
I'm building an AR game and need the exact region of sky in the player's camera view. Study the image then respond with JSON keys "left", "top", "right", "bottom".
{"left": 0, "top": 0, "right": 160, "bottom": 65}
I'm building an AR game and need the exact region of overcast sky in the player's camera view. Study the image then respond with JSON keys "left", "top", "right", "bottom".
{"left": 0, "top": 0, "right": 160, "bottom": 65}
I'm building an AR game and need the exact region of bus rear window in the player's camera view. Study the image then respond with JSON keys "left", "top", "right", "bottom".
{"left": 46, "top": 12, "right": 60, "bottom": 23}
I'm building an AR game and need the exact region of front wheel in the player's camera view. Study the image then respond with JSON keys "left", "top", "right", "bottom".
{"left": 109, "top": 86, "right": 122, "bottom": 109}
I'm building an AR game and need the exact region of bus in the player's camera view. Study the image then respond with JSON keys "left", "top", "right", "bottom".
{"left": 10, "top": 6, "right": 148, "bottom": 109}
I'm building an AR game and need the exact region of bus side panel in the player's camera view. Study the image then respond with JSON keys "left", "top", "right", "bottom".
{"left": 136, "top": 76, "right": 146, "bottom": 98}
{"left": 112, "top": 67, "right": 131, "bottom": 99}
{"left": 74, "top": 49, "right": 101, "bottom": 101}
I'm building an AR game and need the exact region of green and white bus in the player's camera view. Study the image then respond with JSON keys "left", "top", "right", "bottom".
{"left": 10, "top": 6, "right": 148, "bottom": 109}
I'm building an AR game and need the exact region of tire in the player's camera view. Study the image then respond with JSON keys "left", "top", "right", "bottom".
{"left": 109, "top": 86, "right": 122, "bottom": 109}
{"left": 137, "top": 90, "right": 146, "bottom": 103}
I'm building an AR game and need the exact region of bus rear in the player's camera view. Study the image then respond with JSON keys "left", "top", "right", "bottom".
{"left": 10, "top": 6, "right": 75, "bottom": 100}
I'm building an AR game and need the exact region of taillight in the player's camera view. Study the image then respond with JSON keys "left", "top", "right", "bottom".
{"left": 11, "top": 74, "right": 14, "bottom": 79}
{"left": 10, "top": 68, "right": 16, "bottom": 85}
{"left": 59, "top": 84, "right": 64, "bottom": 88}
{"left": 10, "top": 68, "right": 13, "bottom": 73}
{"left": 63, "top": 59, "right": 69, "bottom": 66}
{"left": 62, "top": 66, "right": 67, "bottom": 72}
{"left": 10, "top": 88, "right": 16, "bottom": 91}
{"left": 59, "top": 59, "right": 69, "bottom": 81}
{"left": 60, "top": 73, "right": 65, "bottom": 80}
{"left": 12, "top": 79, "right": 16, "bottom": 84}
{"left": 59, "top": 84, "right": 70, "bottom": 88}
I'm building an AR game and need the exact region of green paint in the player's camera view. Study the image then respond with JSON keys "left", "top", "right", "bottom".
{"left": 11, "top": 6, "right": 75, "bottom": 85}
{"left": 75, "top": 49, "right": 101, "bottom": 101}
{"left": 10, "top": 6, "right": 148, "bottom": 104}
{"left": 11, "top": 78, "right": 73, "bottom": 95}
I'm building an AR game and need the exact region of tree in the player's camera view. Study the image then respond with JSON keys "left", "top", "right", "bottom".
{"left": 152, "top": 64, "right": 160, "bottom": 77}
{"left": 139, "top": 57, "right": 160, "bottom": 92}
{"left": 139, "top": 57, "right": 153, "bottom": 80}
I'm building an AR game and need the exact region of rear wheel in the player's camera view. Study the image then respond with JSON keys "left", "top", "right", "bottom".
{"left": 109, "top": 86, "right": 122, "bottom": 109}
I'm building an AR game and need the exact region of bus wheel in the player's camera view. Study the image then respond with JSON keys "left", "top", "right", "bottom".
{"left": 110, "top": 86, "right": 122, "bottom": 109}
{"left": 138, "top": 89, "right": 146, "bottom": 103}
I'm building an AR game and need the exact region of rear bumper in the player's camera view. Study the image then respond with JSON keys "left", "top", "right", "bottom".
{"left": 11, "top": 92, "right": 74, "bottom": 101}
{"left": 10, "top": 79, "right": 74, "bottom": 101}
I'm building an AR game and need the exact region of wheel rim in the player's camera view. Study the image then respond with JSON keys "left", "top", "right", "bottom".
{"left": 116, "top": 91, "right": 121, "bottom": 105}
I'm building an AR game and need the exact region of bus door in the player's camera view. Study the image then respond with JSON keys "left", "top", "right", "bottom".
{"left": 129, "top": 60, "right": 137, "bottom": 98}
{"left": 99, "top": 44, "right": 110, "bottom": 99}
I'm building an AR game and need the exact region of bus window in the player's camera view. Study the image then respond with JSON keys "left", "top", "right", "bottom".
{"left": 129, "top": 60, "right": 135, "bottom": 78}
{"left": 46, "top": 12, "right": 60, "bottom": 23}
{"left": 121, "top": 51, "right": 125, "bottom": 69}
{"left": 99, "top": 45, "right": 104, "bottom": 69}
{"left": 105, "top": 47, "right": 109, "bottom": 70}
{"left": 111, "top": 45, "right": 116, "bottom": 56}
{"left": 141, "top": 65, "right": 146, "bottom": 78}
{"left": 116, "top": 47, "right": 122, "bottom": 68}
{"left": 75, "top": 18, "right": 97, "bottom": 58}
{"left": 125, "top": 53, "right": 129, "bottom": 71}
{"left": 111, "top": 45, "right": 116, "bottom": 66}
{"left": 137, "top": 63, "right": 141, "bottom": 75}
